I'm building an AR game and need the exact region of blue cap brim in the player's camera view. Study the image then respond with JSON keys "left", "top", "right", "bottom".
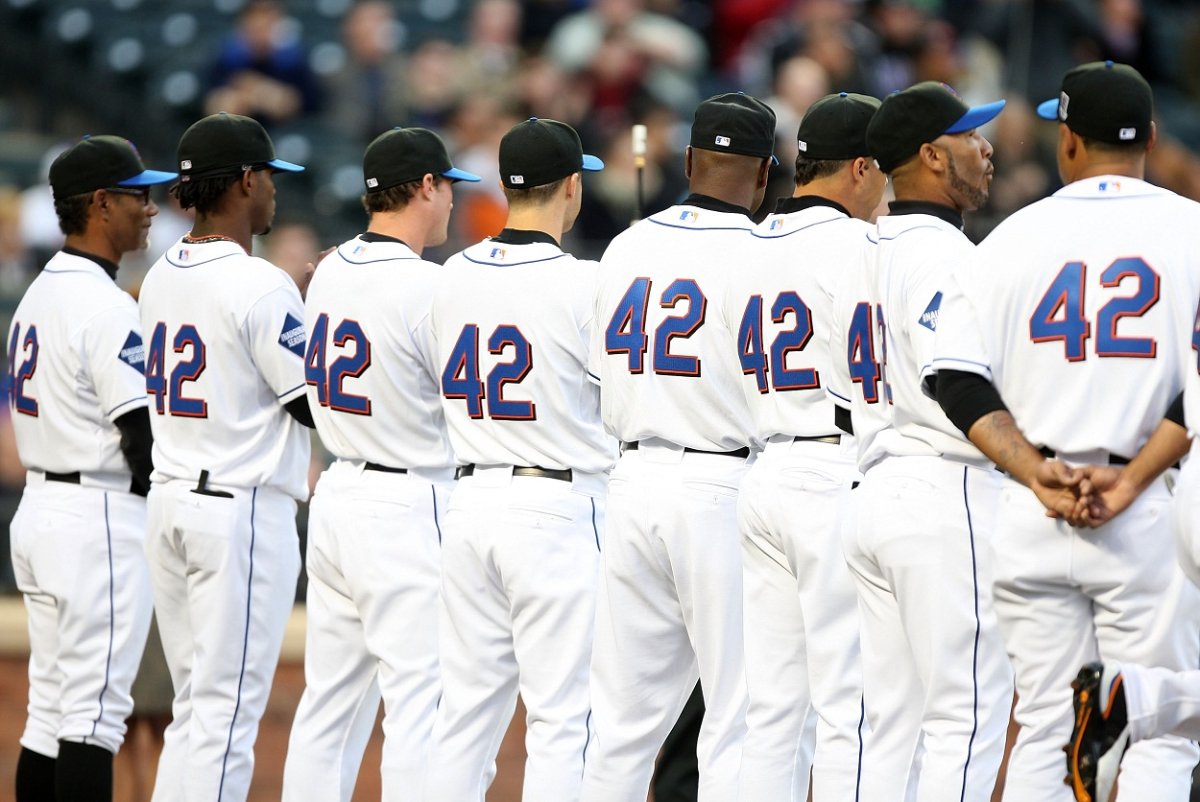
{"left": 582, "top": 154, "right": 604, "bottom": 171}
{"left": 118, "top": 169, "right": 179, "bottom": 187}
{"left": 944, "top": 99, "right": 1006, "bottom": 134}
{"left": 771, "top": 154, "right": 780, "bottom": 166}
{"left": 443, "top": 167, "right": 481, "bottom": 183}
{"left": 267, "top": 158, "right": 305, "bottom": 173}
{"left": 1035, "top": 98, "right": 1059, "bottom": 121}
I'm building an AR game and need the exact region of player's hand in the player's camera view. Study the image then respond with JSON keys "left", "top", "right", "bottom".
{"left": 1076, "top": 465, "right": 1138, "bottom": 528}
{"left": 297, "top": 246, "right": 334, "bottom": 300}
{"left": 1031, "top": 459, "right": 1091, "bottom": 524}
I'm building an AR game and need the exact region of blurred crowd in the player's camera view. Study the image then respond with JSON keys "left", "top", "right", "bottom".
{"left": 0, "top": 0, "right": 1198, "bottom": 544}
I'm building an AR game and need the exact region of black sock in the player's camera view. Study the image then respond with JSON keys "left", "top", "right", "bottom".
{"left": 55, "top": 741, "right": 112, "bottom": 802}
{"left": 15, "top": 747, "right": 55, "bottom": 802}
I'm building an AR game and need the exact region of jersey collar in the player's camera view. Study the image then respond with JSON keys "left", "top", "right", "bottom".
{"left": 359, "top": 231, "right": 411, "bottom": 248}
{"left": 681, "top": 193, "right": 752, "bottom": 217}
{"left": 887, "top": 200, "right": 964, "bottom": 231}
{"left": 61, "top": 245, "right": 118, "bottom": 281}
{"left": 1052, "top": 175, "right": 1161, "bottom": 199}
{"left": 491, "top": 228, "right": 560, "bottom": 247}
{"left": 773, "top": 195, "right": 851, "bottom": 218}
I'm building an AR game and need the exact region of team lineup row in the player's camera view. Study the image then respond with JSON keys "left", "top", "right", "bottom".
{"left": 9, "top": 58, "right": 1200, "bottom": 802}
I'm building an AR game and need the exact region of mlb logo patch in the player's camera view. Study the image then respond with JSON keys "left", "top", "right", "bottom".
{"left": 1119, "top": 127, "right": 1136, "bottom": 141}
{"left": 918, "top": 291, "right": 943, "bottom": 332}
{"left": 679, "top": 210, "right": 699, "bottom": 222}
{"left": 366, "top": 177, "right": 379, "bottom": 188}
{"left": 118, "top": 331, "right": 145, "bottom": 375}
{"left": 180, "top": 159, "right": 192, "bottom": 170}
{"left": 1098, "top": 180, "right": 1122, "bottom": 192}
{"left": 352, "top": 244, "right": 367, "bottom": 255}
{"left": 1058, "top": 92, "right": 1070, "bottom": 121}
{"left": 798, "top": 139, "right": 808, "bottom": 152}
{"left": 278, "top": 313, "right": 307, "bottom": 358}
{"left": 490, "top": 247, "right": 506, "bottom": 259}
{"left": 769, "top": 218, "right": 784, "bottom": 231}
{"left": 510, "top": 175, "right": 525, "bottom": 185}
{"left": 714, "top": 135, "right": 731, "bottom": 147}
{"left": 177, "top": 248, "right": 189, "bottom": 260}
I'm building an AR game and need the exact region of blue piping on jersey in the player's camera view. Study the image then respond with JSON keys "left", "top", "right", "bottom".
{"left": 581, "top": 707, "right": 593, "bottom": 773}
{"left": 827, "top": 388, "right": 852, "bottom": 404}
{"left": 165, "top": 253, "right": 241, "bottom": 269}
{"left": 335, "top": 244, "right": 421, "bottom": 265}
{"left": 460, "top": 253, "right": 569, "bottom": 267}
{"left": 87, "top": 492, "right": 117, "bottom": 744}
{"left": 647, "top": 219, "right": 755, "bottom": 233}
{"left": 276, "top": 382, "right": 306, "bottom": 400}
{"left": 855, "top": 694, "right": 866, "bottom": 802}
{"left": 43, "top": 268, "right": 112, "bottom": 277}
{"left": 590, "top": 497, "right": 600, "bottom": 551}
{"left": 585, "top": 370, "right": 601, "bottom": 384}
{"left": 866, "top": 224, "right": 948, "bottom": 244}
{"left": 218, "top": 488, "right": 257, "bottom": 801}
{"left": 959, "top": 467, "right": 982, "bottom": 802}
{"left": 107, "top": 395, "right": 148, "bottom": 418}
{"left": 431, "top": 485, "right": 442, "bottom": 546}
{"left": 750, "top": 215, "right": 845, "bottom": 240}
{"left": 932, "top": 358, "right": 992, "bottom": 371}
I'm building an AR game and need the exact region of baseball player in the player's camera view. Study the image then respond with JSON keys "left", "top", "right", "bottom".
{"left": 9, "top": 135, "right": 174, "bottom": 802}
{"left": 280, "top": 128, "right": 479, "bottom": 801}
{"left": 137, "top": 112, "right": 310, "bottom": 802}
{"left": 831, "top": 82, "right": 1014, "bottom": 801}
{"left": 583, "top": 92, "right": 775, "bottom": 802}
{"left": 732, "top": 92, "right": 884, "bottom": 801}
{"left": 926, "top": 62, "right": 1200, "bottom": 801}
{"left": 423, "top": 117, "right": 613, "bottom": 802}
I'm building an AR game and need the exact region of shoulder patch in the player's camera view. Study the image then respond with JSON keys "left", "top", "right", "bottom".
{"left": 918, "top": 291, "right": 943, "bottom": 332}
{"left": 118, "top": 331, "right": 145, "bottom": 375}
{"left": 278, "top": 313, "right": 307, "bottom": 357}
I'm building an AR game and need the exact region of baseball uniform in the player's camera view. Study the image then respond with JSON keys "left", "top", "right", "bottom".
{"left": 424, "top": 117, "right": 613, "bottom": 802}
{"left": 281, "top": 128, "right": 479, "bottom": 802}
{"left": 9, "top": 135, "right": 174, "bottom": 802}
{"left": 732, "top": 197, "right": 869, "bottom": 801}
{"left": 139, "top": 113, "right": 308, "bottom": 802}
{"left": 929, "top": 175, "right": 1200, "bottom": 801}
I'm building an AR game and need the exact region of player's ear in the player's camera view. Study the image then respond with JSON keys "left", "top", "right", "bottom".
{"left": 756, "top": 157, "right": 771, "bottom": 189}
{"left": 918, "top": 142, "right": 945, "bottom": 174}
{"left": 683, "top": 145, "right": 693, "bottom": 180}
{"left": 1145, "top": 120, "right": 1157, "bottom": 155}
{"left": 422, "top": 173, "right": 436, "bottom": 198}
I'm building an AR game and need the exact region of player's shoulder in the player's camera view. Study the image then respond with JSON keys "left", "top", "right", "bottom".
{"left": 30, "top": 250, "right": 136, "bottom": 313}
{"left": 451, "top": 237, "right": 570, "bottom": 269}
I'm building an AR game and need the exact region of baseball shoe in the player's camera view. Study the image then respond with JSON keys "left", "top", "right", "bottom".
{"left": 1064, "top": 661, "right": 1130, "bottom": 802}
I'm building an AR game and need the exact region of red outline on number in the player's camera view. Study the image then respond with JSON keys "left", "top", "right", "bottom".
{"left": 487, "top": 324, "right": 536, "bottom": 421}
{"left": 1096, "top": 257, "right": 1159, "bottom": 359}
{"left": 605, "top": 276, "right": 652, "bottom": 374}
{"left": 329, "top": 318, "right": 373, "bottom": 415}
{"left": 770, "top": 292, "right": 820, "bottom": 391}
{"left": 170, "top": 324, "right": 208, "bottom": 418}
{"left": 1029, "top": 261, "right": 1090, "bottom": 362}
{"left": 654, "top": 278, "right": 705, "bottom": 377}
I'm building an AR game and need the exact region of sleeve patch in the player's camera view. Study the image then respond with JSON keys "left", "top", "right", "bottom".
{"left": 278, "top": 313, "right": 307, "bottom": 358}
{"left": 119, "top": 331, "right": 146, "bottom": 375}
{"left": 918, "top": 291, "right": 943, "bottom": 332}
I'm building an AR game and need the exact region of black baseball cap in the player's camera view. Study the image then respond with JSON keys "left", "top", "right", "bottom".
{"left": 867, "top": 82, "right": 1006, "bottom": 173}
{"left": 176, "top": 112, "right": 304, "bottom": 182}
{"left": 691, "top": 92, "right": 777, "bottom": 161}
{"left": 49, "top": 135, "right": 177, "bottom": 199}
{"left": 363, "top": 127, "right": 480, "bottom": 192}
{"left": 797, "top": 92, "right": 881, "bottom": 160}
{"left": 1036, "top": 61, "right": 1153, "bottom": 145}
{"left": 499, "top": 118, "right": 603, "bottom": 189}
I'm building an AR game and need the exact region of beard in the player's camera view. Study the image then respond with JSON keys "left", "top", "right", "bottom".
{"left": 947, "top": 152, "right": 989, "bottom": 210}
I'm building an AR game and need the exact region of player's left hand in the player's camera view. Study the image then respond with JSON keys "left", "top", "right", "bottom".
{"left": 297, "top": 246, "right": 334, "bottom": 300}
{"left": 1032, "top": 459, "right": 1092, "bottom": 524}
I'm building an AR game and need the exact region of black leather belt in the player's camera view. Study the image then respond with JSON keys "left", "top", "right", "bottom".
{"left": 623, "top": 441, "right": 751, "bottom": 459}
{"left": 365, "top": 462, "right": 407, "bottom": 474}
{"left": 1039, "top": 446, "right": 1131, "bottom": 466}
{"left": 192, "top": 469, "right": 233, "bottom": 498}
{"left": 791, "top": 434, "right": 841, "bottom": 445}
{"left": 45, "top": 470, "right": 81, "bottom": 484}
{"left": 456, "top": 464, "right": 573, "bottom": 482}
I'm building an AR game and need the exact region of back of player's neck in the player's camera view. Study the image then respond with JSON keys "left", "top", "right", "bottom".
{"left": 189, "top": 216, "right": 251, "bottom": 252}
{"left": 64, "top": 232, "right": 121, "bottom": 267}
{"left": 1071, "top": 163, "right": 1145, "bottom": 184}
{"left": 502, "top": 208, "right": 563, "bottom": 245}
{"left": 366, "top": 216, "right": 425, "bottom": 254}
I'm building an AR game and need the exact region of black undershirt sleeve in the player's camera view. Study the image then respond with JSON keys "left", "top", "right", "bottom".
{"left": 935, "top": 370, "right": 1009, "bottom": 437}
{"left": 1166, "top": 391, "right": 1185, "bottom": 427}
{"left": 286, "top": 395, "right": 315, "bottom": 428}
{"left": 114, "top": 407, "right": 153, "bottom": 496}
{"left": 835, "top": 405, "right": 854, "bottom": 436}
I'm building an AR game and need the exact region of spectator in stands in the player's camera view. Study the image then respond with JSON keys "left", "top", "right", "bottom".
{"left": 204, "top": 0, "right": 321, "bottom": 126}
{"left": 322, "top": 0, "right": 407, "bottom": 144}
{"left": 405, "top": 38, "right": 470, "bottom": 131}
{"left": 0, "top": 188, "right": 36, "bottom": 293}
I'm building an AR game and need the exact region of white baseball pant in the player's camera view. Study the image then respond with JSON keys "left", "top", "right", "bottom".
{"left": 146, "top": 479, "right": 301, "bottom": 802}
{"left": 992, "top": 464, "right": 1200, "bottom": 802}
{"left": 841, "top": 456, "right": 1012, "bottom": 802}
{"left": 582, "top": 441, "right": 749, "bottom": 802}
{"left": 12, "top": 475, "right": 153, "bottom": 757}
{"left": 424, "top": 466, "right": 605, "bottom": 802}
{"left": 1116, "top": 662, "right": 1200, "bottom": 742}
{"left": 738, "top": 437, "right": 864, "bottom": 802}
{"left": 282, "top": 460, "right": 452, "bottom": 802}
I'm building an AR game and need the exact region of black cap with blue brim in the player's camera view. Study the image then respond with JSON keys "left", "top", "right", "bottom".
{"left": 363, "top": 127, "right": 481, "bottom": 192}
{"left": 49, "top": 135, "right": 178, "bottom": 199}
{"left": 176, "top": 112, "right": 304, "bottom": 182}
{"left": 500, "top": 118, "right": 603, "bottom": 189}
{"left": 691, "top": 91, "right": 779, "bottom": 165}
{"left": 867, "top": 81, "right": 1006, "bottom": 173}
{"left": 1035, "top": 61, "right": 1153, "bottom": 145}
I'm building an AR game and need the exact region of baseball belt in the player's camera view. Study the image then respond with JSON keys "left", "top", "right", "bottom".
{"left": 456, "top": 464, "right": 573, "bottom": 482}
{"left": 622, "top": 441, "right": 751, "bottom": 459}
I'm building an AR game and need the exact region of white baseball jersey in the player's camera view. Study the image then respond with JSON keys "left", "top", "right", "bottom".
{"left": 303, "top": 234, "right": 454, "bottom": 470}
{"left": 9, "top": 249, "right": 148, "bottom": 475}
{"left": 933, "top": 177, "right": 1200, "bottom": 457}
{"left": 430, "top": 236, "right": 616, "bottom": 474}
{"left": 736, "top": 200, "right": 871, "bottom": 439}
{"left": 591, "top": 203, "right": 758, "bottom": 451}
{"left": 852, "top": 209, "right": 989, "bottom": 468}
{"left": 138, "top": 236, "right": 310, "bottom": 498}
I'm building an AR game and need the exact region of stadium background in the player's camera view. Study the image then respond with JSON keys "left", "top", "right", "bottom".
{"left": 0, "top": 0, "right": 1198, "bottom": 798}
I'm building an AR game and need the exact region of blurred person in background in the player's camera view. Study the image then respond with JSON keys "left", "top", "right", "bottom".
{"left": 322, "top": 0, "right": 407, "bottom": 145}
{"left": 405, "top": 38, "right": 472, "bottom": 132}
{"left": 205, "top": 0, "right": 321, "bottom": 126}
{"left": 0, "top": 187, "right": 36, "bottom": 293}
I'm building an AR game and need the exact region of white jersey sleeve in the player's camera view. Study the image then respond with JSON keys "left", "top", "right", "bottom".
{"left": 936, "top": 177, "right": 1200, "bottom": 458}
{"left": 303, "top": 235, "right": 455, "bottom": 470}
{"left": 139, "top": 238, "right": 311, "bottom": 499}
{"left": 593, "top": 204, "right": 758, "bottom": 451}
{"left": 429, "top": 238, "right": 616, "bottom": 473}
{"left": 925, "top": 269, "right": 993, "bottom": 386}
{"left": 729, "top": 204, "right": 870, "bottom": 440}
{"left": 8, "top": 251, "right": 149, "bottom": 476}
